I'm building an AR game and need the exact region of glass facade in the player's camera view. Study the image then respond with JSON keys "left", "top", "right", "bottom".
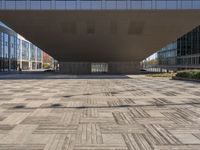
{"left": 1, "top": 0, "right": 200, "bottom": 10}
{"left": 177, "top": 26, "right": 200, "bottom": 67}
{"left": 30, "top": 43, "right": 36, "bottom": 61}
{"left": 0, "top": 27, "right": 17, "bottom": 71}
{"left": 91, "top": 63, "right": 108, "bottom": 73}
{"left": 19, "top": 38, "right": 43, "bottom": 70}
{"left": 37, "top": 48, "right": 42, "bottom": 69}
{"left": 142, "top": 26, "right": 200, "bottom": 71}
{"left": 0, "top": 22, "right": 44, "bottom": 71}
{"left": 158, "top": 41, "right": 177, "bottom": 66}
{"left": 22, "top": 40, "right": 29, "bottom": 61}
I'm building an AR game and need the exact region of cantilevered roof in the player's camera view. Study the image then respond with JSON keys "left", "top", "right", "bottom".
{"left": 1, "top": 1, "right": 200, "bottom": 62}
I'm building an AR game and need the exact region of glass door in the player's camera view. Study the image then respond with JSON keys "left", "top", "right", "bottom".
{"left": 91, "top": 63, "right": 108, "bottom": 74}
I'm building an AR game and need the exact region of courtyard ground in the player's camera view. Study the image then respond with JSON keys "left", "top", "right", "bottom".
{"left": 0, "top": 74, "right": 200, "bottom": 150}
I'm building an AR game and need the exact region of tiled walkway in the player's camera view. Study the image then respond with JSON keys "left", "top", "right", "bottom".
{"left": 0, "top": 75, "right": 200, "bottom": 150}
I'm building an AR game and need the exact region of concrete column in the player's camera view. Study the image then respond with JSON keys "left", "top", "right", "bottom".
{"left": 108, "top": 61, "right": 140, "bottom": 74}
{"left": 59, "top": 62, "right": 91, "bottom": 74}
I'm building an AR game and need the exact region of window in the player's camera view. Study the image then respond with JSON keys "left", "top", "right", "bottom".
{"left": 193, "top": 1, "right": 200, "bottom": 9}
{"left": 5, "top": 1, "right": 16, "bottom": 9}
{"left": 30, "top": 1, "right": 41, "bottom": 10}
{"left": 22, "top": 40, "right": 29, "bottom": 60}
{"left": 182, "top": 1, "right": 192, "bottom": 9}
{"left": 16, "top": 0, "right": 27, "bottom": 9}
{"left": 156, "top": 1, "right": 167, "bottom": 9}
{"left": 0, "top": 32, "right": 3, "bottom": 59}
{"left": 199, "top": 56, "right": 200, "bottom": 64}
{"left": 4, "top": 33, "right": 8, "bottom": 58}
{"left": 91, "top": 63, "right": 108, "bottom": 73}
{"left": 142, "top": 1, "right": 152, "bottom": 9}
{"left": 66, "top": 1, "right": 76, "bottom": 9}
{"left": 30, "top": 44, "right": 36, "bottom": 61}
{"left": 117, "top": 1, "right": 127, "bottom": 9}
{"left": 37, "top": 48, "right": 42, "bottom": 62}
{"left": 10, "top": 36, "right": 15, "bottom": 59}
{"left": 17, "top": 39, "right": 21, "bottom": 60}
{"left": 91, "top": 1, "right": 102, "bottom": 9}
{"left": 106, "top": 1, "right": 117, "bottom": 9}
{"left": 56, "top": 1, "right": 66, "bottom": 9}
{"left": 80, "top": 1, "right": 91, "bottom": 9}
{"left": 166, "top": 1, "right": 177, "bottom": 9}
{"left": 131, "top": 1, "right": 142, "bottom": 9}
{"left": 41, "top": 1, "right": 51, "bottom": 9}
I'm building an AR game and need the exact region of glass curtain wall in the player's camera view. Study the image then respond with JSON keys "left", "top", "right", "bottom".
{"left": 37, "top": 48, "right": 42, "bottom": 69}
{"left": 30, "top": 43, "right": 36, "bottom": 69}
{"left": 4, "top": 33, "right": 9, "bottom": 71}
{"left": 21, "top": 40, "right": 29, "bottom": 70}
{"left": 1, "top": 0, "right": 200, "bottom": 10}
{"left": 0, "top": 28, "right": 17, "bottom": 72}
{"left": 91, "top": 63, "right": 108, "bottom": 73}
{"left": 0, "top": 32, "right": 3, "bottom": 71}
{"left": 10, "top": 35, "right": 17, "bottom": 70}
{"left": 16, "top": 38, "right": 21, "bottom": 70}
{"left": 142, "top": 25, "right": 200, "bottom": 71}
{"left": 158, "top": 41, "right": 177, "bottom": 66}
{"left": 0, "top": 22, "right": 45, "bottom": 72}
{"left": 177, "top": 26, "right": 200, "bottom": 67}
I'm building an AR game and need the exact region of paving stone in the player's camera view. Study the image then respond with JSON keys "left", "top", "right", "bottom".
{"left": 0, "top": 75, "right": 199, "bottom": 149}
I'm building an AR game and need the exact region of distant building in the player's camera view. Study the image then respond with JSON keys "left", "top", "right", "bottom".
{"left": 42, "top": 51, "right": 56, "bottom": 70}
{"left": 0, "top": 22, "right": 53, "bottom": 72}
{"left": 142, "top": 26, "right": 200, "bottom": 72}
{"left": 17, "top": 35, "right": 43, "bottom": 71}
{"left": 0, "top": 22, "right": 17, "bottom": 71}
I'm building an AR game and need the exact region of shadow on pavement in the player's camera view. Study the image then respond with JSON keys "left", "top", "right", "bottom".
{"left": 10, "top": 102, "right": 200, "bottom": 110}
{"left": 0, "top": 71, "right": 131, "bottom": 80}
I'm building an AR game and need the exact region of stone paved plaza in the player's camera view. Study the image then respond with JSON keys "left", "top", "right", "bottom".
{"left": 0, "top": 74, "right": 200, "bottom": 150}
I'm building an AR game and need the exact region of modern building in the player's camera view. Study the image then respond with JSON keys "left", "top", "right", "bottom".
{"left": 177, "top": 26, "right": 200, "bottom": 69}
{"left": 43, "top": 51, "right": 58, "bottom": 70}
{"left": 1, "top": 1, "right": 200, "bottom": 74}
{"left": 0, "top": 22, "right": 18, "bottom": 71}
{"left": 0, "top": 22, "right": 45, "bottom": 72}
{"left": 142, "top": 26, "right": 200, "bottom": 72}
{"left": 17, "top": 35, "right": 43, "bottom": 71}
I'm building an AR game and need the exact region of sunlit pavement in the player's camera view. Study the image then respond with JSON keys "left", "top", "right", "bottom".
{"left": 0, "top": 74, "right": 200, "bottom": 150}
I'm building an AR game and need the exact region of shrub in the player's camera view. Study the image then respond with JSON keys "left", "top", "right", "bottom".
{"left": 176, "top": 72, "right": 190, "bottom": 78}
{"left": 176, "top": 70, "right": 200, "bottom": 80}
{"left": 193, "top": 71, "right": 200, "bottom": 79}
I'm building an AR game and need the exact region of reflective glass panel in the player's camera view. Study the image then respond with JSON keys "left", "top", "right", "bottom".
{"left": 66, "top": 1, "right": 76, "bottom": 9}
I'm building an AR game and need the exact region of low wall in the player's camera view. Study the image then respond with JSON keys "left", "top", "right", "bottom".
{"left": 59, "top": 61, "right": 140, "bottom": 74}
{"left": 59, "top": 62, "right": 91, "bottom": 74}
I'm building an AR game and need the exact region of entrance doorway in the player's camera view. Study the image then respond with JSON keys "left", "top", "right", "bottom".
{"left": 91, "top": 63, "right": 108, "bottom": 74}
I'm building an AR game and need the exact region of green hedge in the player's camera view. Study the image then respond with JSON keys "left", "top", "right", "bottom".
{"left": 176, "top": 70, "right": 200, "bottom": 80}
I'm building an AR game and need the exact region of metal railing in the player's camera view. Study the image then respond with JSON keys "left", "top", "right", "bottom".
{"left": 0, "top": 0, "right": 200, "bottom": 10}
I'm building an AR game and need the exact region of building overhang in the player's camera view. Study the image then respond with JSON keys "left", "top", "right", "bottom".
{"left": 0, "top": 10, "right": 200, "bottom": 62}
